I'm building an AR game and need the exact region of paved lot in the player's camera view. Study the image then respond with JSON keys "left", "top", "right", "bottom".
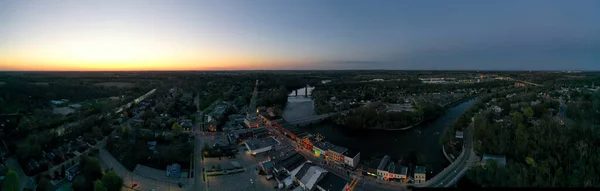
{"left": 206, "top": 165, "right": 275, "bottom": 191}
{"left": 195, "top": 133, "right": 276, "bottom": 191}
{"left": 98, "top": 149, "right": 185, "bottom": 191}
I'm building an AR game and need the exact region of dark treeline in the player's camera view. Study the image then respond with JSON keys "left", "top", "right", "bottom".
{"left": 464, "top": 76, "right": 600, "bottom": 187}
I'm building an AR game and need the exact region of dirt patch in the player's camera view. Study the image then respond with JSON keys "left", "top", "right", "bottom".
{"left": 93, "top": 82, "right": 136, "bottom": 88}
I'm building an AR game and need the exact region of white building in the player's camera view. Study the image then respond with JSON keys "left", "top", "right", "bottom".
{"left": 376, "top": 155, "right": 390, "bottom": 180}
{"left": 343, "top": 150, "right": 361, "bottom": 169}
{"left": 414, "top": 166, "right": 426, "bottom": 183}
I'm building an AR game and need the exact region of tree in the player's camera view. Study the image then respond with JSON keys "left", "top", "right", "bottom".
{"left": 2, "top": 170, "right": 19, "bottom": 191}
{"left": 102, "top": 170, "right": 123, "bottom": 191}
{"left": 94, "top": 180, "right": 106, "bottom": 191}
{"left": 92, "top": 126, "right": 102, "bottom": 138}
{"left": 37, "top": 176, "right": 51, "bottom": 191}
{"left": 72, "top": 176, "right": 87, "bottom": 191}
{"left": 155, "top": 103, "right": 167, "bottom": 114}
{"left": 84, "top": 157, "right": 103, "bottom": 181}
{"left": 512, "top": 112, "right": 524, "bottom": 124}
{"left": 524, "top": 107, "right": 534, "bottom": 119}
{"left": 172, "top": 122, "right": 183, "bottom": 135}
{"left": 141, "top": 109, "right": 156, "bottom": 121}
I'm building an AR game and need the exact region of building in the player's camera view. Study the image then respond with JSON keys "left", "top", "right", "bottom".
{"left": 376, "top": 155, "right": 391, "bottom": 180}
{"left": 274, "top": 153, "right": 306, "bottom": 174}
{"left": 326, "top": 145, "right": 348, "bottom": 164}
{"left": 244, "top": 114, "right": 262, "bottom": 128}
{"left": 491, "top": 105, "right": 503, "bottom": 113}
{"left": 259, "top": 160, "right": 275, "bottom": 175}
{"left": 455, "top": 131, "right": 464, "bottom": 139}
{"left": 294, "top": 163, "right": 328, "bottom": 191}
{"left": 366, "top": 158, "right": 381, "bottom": 177}
{"left": 313, "top": 141, "right": 335, "bottom": 159}
{"left": 166, "top": 163, "right": 181, "bottom": 178}
{"left": 244, "top": 137, "right": 280, "bottom": 155}
{"left": 482, "top": 154, "right": 507, "bottom": 167}
{"left": 413, "top": 166, "right": 426, "bottom": 183}
{"left": 66, "top": 164, "right": 80, "bottom": 181}
{"left": 343, "top": 149, "right": 361, "bottom": 169}
{"left": 315, "top": 173, "right": 349, "bottom": 191}
{"left": 251, "top": 127, "right": 270, "bottom": 138}
{"left": 273, "top": 121, "right": 308, "bottom": 141}
{"left": 387, "top": 163, "right": 408, "bottom": 181}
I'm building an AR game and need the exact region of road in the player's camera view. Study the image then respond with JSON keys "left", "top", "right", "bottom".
{"left": 421, "top": 122, "right": 477, "bottom": 187}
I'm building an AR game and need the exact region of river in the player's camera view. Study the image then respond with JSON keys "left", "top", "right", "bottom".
{"left": 282, "top": 87, "right": 476, "bottom": 179}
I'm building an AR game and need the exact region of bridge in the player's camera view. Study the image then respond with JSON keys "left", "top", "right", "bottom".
{"left": 510, "top": 78, "right": 544, "bottom": 87}
{"left": 419, "top": 121, "right": 478, "bottom": 187}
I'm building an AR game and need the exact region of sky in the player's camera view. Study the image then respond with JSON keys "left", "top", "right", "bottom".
{"left": 0, "top": 0, "right": 599, "bottom": 71}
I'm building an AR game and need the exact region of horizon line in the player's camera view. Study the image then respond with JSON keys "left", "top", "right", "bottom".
{"left": 0, "top": 69, "right": 597, "bottom": 72}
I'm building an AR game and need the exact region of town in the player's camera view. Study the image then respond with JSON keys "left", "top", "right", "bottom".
{"left": 1, "top": 70, "right": 599, "bottom": 190}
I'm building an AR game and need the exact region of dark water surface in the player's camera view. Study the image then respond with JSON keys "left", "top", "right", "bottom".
{"left": 287, "top": 99, "right": 476, "bottom": 176}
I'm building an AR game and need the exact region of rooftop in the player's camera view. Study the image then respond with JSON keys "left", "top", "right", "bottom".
{"left": 244, "top": 137, "right": 279, "bottom": 151}
{"left": 316, "top": 173, "right": 348, "bottom": 191}
{"left": 314, "top": 141, "right": 335, "bottom": 151}
{"left": 295, "top": 163, "right": 328, "bottom": 190}
{"left": 344, "top": 149, "right": 360, "bottom": 158}
{"left": 414, "top": 166, "right": 426, "bottom": 174}
{"left": 276, "top": 153, "right": 306, "bottom": 172}
{"left": 328, "top": 145, "right": 348, "bottom": 154}
{"left": 369, "top": 159, "right": 382, "bottom": 170}
{"left": 378, "top": 155, "right": 390, "bottom": 170}
{"left": 482, "top": 154, "right": 507, "bottom": 166}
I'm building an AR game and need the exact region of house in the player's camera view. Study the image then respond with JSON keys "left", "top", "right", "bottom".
{"left": 342, "top": 149, "right": 360, "bottom": 169}
{"left": 455, "top": 131, "right": 464, "bottom": 139}
{"left": 259, "top": 160, "right": 275, "bottom": 175}
{"left": 147, "top": 141, "right": 157, "bottom": 152}
{"left": 413, "top": 166, "right": 426, "bottom": 183}
{"left": 482, "top": 154, "right": 507, "bottom": 167}
{"left": 376, "top": 155, "right": 391, "bottom": 180}
{"left": 326, "top": 145, "right": 348, "bottom": 164}
{"left": 180, "top": 120, "right": 193, "bottom": 131}
{"left": 244, "top": 137, "right": 280, "bottom": 155}
{"left": 491, "top": 105, "right": 503, "bottom": 113}
{"left": 166, "top": 163, "right": 181, "bottom": 178}
{"left": 69, "top": 104, "right": 82, "bottom": 109}
{"left": 66, "top": 165, "right": 80, "bottom": 181}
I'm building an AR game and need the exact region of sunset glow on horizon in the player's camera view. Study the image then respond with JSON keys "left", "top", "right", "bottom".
{"left": 1, "top": 0, "right": 600, "bottom": 71}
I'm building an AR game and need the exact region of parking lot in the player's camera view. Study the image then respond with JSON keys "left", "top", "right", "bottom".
{"left": 198, "top": 134, "right": 280, "bottom": 191}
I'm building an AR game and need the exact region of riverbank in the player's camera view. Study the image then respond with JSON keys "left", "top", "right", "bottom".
{"left": 298, "top": 99, "right": 477, "bottom": 177}
{"left": 380, "top": 97, "right": 475, "bottom": 131}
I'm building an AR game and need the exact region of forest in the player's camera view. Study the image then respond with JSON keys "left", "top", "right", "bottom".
{"left": 468, "top": 82, "right": 600, "bottom": 186}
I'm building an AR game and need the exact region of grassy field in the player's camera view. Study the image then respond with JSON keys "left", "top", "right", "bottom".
{"left": 93, "top": 82, "right": 136, "bottom": 88}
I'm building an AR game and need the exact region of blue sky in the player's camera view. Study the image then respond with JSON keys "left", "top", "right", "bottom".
{"left": 1, "top": 0, "right": 599, "bottom": 70}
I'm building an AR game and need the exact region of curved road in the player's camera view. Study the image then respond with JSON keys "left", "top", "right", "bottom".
{"left": 421, "top": 121, "right": 477, "bottom": 187}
